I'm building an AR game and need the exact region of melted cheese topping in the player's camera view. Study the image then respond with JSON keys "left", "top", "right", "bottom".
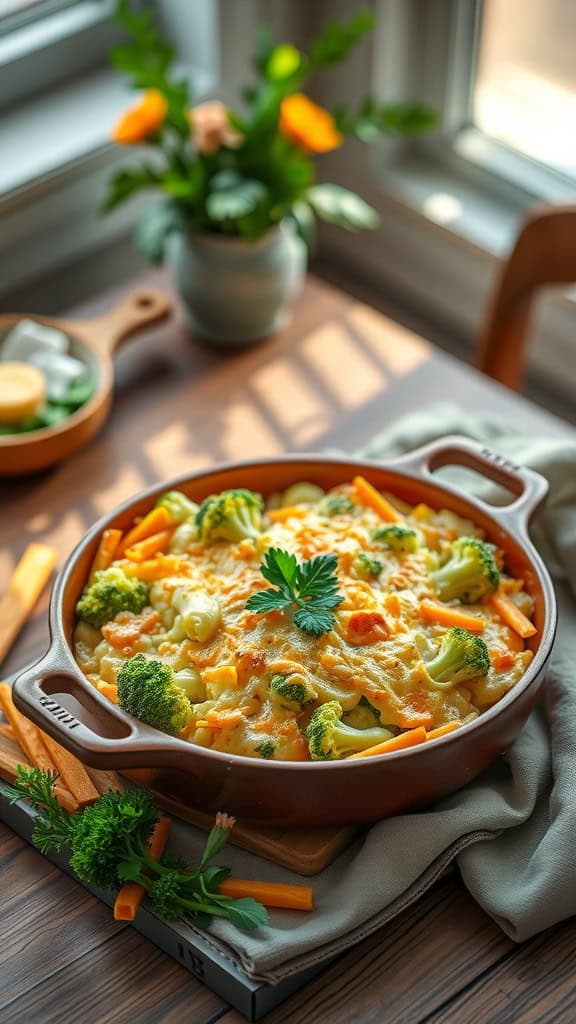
{"left": 74, "top": 484, "right": 535, "bottom": 761}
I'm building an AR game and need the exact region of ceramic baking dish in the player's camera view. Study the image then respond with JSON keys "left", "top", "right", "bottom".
{"left": 13, "top": 436, "right": 557, "bottom": 828}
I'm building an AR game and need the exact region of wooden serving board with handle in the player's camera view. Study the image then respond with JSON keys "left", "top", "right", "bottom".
{"left": 121, "top": 768, "right": 359, "bottom": 876}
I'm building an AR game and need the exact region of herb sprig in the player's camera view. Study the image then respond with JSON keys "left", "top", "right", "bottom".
{"left": 246, "top": 547, "right": 344, "bottom": 636}
{"left": 9, "top": 766, "right": 268, "bottom": 933}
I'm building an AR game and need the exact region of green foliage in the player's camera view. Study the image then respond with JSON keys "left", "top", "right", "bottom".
{"left": 246, "top": 547, "right": 344, "bottom": 637}
{"left": 429, "top": 537, "right": 500, "bottom": 604}
{"left": 117, "top": 653, "right": 192, "bottom": 736}
{"left": 135, "top": 199, "right": 187, "bottom": 262}
{"left": 105, "top": 2, "right": 434, "bottom": 249}
{"left": 76, "top": 567, "right": 148, "bottom": 629}
{"left": 307, "top": 184, "right": 379, "bottom": 231}
{"left": 0, "top": 375, "right": 95, "bottom": 436}
{"left": 10, "top": 767, "right": 268, "bottom": 931}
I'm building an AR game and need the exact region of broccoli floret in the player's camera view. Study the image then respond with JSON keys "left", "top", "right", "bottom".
{"left": 76, "top": 567, "right": 148, "bottom": 629}
{"left": 269, "top": 673, "right": 316, "bottom": 711}
{"left": 254, "top": 739, "right": 276, "bottom": 759}
{"left": 353, "top": 552, "right": 384, "bottom": 579}
{"left": 424, "top": 627, "right": 490, "bottom": 687}
{"left": 429, "top": 536, "right": 499, "bottom": 603}
{"left": 342, "top": 697, "right": 381, "bottom": 729}
{"left": 373, "top": 525, "right": 419, "bottom": 553}
{"left": 156, "top": 490, "right": 199, "bottom": 524}
{"left": 319, "top": 495, "right": 355, "bottom": 516}
{"left": 306, "top": 701, "right": 394, "bottom": 760}
{"left": 196, "top": 488, "right": 264, "bottom": 543}
{"left": 117, "top": 654, "right": 192, "bottom": 736}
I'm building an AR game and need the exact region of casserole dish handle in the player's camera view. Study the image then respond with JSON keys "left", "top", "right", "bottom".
{"left": 388, "top": 434, "right": 548, "bottom": 535}
{"left": 12, "top": 654, "right": 178, "bottom": 768}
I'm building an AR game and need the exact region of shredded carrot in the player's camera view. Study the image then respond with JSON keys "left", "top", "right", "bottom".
{"left": 124, "top": 529, "right": 173, "bottom": 562}
{"left": 492, "top": 651, "right": 516, "bottom": 671}
{"left": 384, "top": 593, "right": 401, "bottom": 616}
{"left": 101, "top": 609, "right": 160, "bottom": 649}
{"left": 499, "top": 578, "right": 523, "bottom": 594}
{"left": 122, "top": 555, "right": 185, "bottom": 581}
{"left": 267, "top": 506, "right": 308, "bottom": 523}
{"left": 352, "top": 475, "right": 403, "bottom": 523}
{"left": 490, "top": 591, "right": 536, "bottom": 639}
{"left": 419, "top": 600, "right": 486, "bottom": 633}
{"left": 114, "top": 816, "right": 171, "bottom": 921}
{"left": 97, "top": 681, "right": 119, "bottom": 704}
{"left": 342, "top": 610, "right": 389, "bottom": 645}
{"left": 203, "top": 710, "right": 243, "bottom": 730}
{"left": 88, "top": 529, "right": 123, "bottom": 582}
{"left": 426, "top": 722, "right": 461, "bottom": 741}
{"left": 118, "top": 506, "right": 172, "bottom": 556}
{"left": 218, "top": 879, "right": 313, "bottom": 911}
{"left": 40, "top": 733, "right": 100, "bottom": 808}
{"left": 348, "top": 726, "right": 428, "bottom": 759}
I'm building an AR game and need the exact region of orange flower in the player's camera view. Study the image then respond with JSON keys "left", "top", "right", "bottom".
{"left": 190, "top": 101, "right": 243, "bottom": 155}
{"left": 279, "top": 93, "right": 342, "bottom": 153}
{"left": 112, "top": 89, "right": 168, "bottom": 145}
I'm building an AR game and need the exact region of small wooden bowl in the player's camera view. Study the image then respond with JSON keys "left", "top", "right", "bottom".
{"left": 0, "top": 289, "right": 172, "bottom": 475}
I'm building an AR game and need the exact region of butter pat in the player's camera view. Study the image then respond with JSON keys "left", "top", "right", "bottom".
{"left": 28, "top": 350, "right": 85, "bottom": 401}
{"left": 1, "top": 318, "right": 69, "bottom": 361}
{"left": 0, "top": 362, "right": 46, "bottom": 423}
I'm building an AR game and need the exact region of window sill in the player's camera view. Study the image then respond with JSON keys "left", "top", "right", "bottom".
{"left": 318, "top": 141, "right": 576, "bottom": 401}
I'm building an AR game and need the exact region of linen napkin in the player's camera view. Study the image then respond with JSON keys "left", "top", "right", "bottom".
{"left": 167, "top": 405, "right": 576, "bottom": 984}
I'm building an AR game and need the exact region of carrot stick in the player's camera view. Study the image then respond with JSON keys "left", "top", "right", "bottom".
{"left": 118, "top": 507, "right": 172, "bottom": 556}
{"left": 96, "top": 681, "right": 119, "bottom": 704}
{"left": 0, "top": 544, "right": 57, "bottom": 665}
{"left": 352, "top": 476, "right": 403, "bottom": 523}
{"left": 40, "top": 733, "right": 100, "bottom": 808}
{"left": 218, "top": 879, "right": 314, "bottom": 911}
{"left": 122, "top": 555, "right": 185, "bottom": 581}
{"left": 0, "top": 722, "right": 15, "bottom": 740}
{"left": 114, "top": 816, "right": 172, "bottom": 921}
{"left": 124, "top": 530, "right": 173, "bottom": 562}
{"left": 267, "top": 506, "right": 308, "bottom": 523}
{"left": 0, "top": 733, "right": 78, "bottom": 813}
{"left": 426, "top": 722, "right": 461, "bottom": 741}
{"left": 348, "top": 726, "right": 428, "bottom": 760}
{"left": 490, "top": 591, "right": 537, "bottom": 639}
{"left": 0, "top": 684, "right": 58, "bottom": 774}
{"left": 88, "top": 529, "right": 123, "bottom": 583}
{"left": 419, "top": 600, "right": 486, "bottom": 633}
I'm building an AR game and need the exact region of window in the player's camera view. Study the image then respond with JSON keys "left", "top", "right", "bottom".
{"left": 473, "top": 0, "right": 576, "bottom": 178}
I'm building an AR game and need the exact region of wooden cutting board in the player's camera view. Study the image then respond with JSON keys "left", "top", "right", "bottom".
{"left": 120, "top": 768, "right": 360, "bottom": 876}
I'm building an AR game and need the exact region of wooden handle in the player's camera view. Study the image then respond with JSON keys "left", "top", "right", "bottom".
{"left": 65, "top": 289, "right": 172, "bottom": 354}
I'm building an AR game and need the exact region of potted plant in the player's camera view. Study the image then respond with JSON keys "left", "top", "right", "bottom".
{"left": 105, "top": 1, "right": 434, "bottom": 346}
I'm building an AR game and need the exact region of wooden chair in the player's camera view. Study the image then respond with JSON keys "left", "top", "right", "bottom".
{"left": 475, "top": 205, "right": 576, "bottom": 390}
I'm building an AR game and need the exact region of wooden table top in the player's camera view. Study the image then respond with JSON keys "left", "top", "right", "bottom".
{"left": 1, "top": 273, "right": 574, "bottom": 1024}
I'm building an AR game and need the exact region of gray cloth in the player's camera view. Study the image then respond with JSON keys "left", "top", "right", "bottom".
{"left": 172, "top": 405, "right": 576, "bottom": 984}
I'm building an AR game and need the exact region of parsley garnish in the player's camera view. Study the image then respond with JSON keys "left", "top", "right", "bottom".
{"left": 246, "top": 547, "right": 344, "bottom": 637}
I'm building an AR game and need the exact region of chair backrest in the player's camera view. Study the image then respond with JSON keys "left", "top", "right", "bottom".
{"left": 475, "top": 205, "right": 576, "bottom": 390}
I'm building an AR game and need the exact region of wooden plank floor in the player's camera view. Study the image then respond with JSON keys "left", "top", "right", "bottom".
{"left": 1, "top": 272, "right": 575, "bottom": 1023}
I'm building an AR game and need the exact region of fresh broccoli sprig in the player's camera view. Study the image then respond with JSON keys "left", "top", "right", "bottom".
{"left": 155, "top": 490, "right": 199, "bottom": 524}
{"left": 306, "top": 701, "right": 393, "bottom": 760}
{"left": 353, "top": 551, "right": 384, "bottom": 579}
{"left": 373, "top": 525, "right": 419, "bottom": 553}
{"left": 424, "top": 627, "right": 490, "bottom": 688}
{"left": 196, "top": 488, "right": 264, "bottom": 543}
{"left": 429, "top": 536, "right": 499, "bottom": 604}
{"left": 76, "top": 566, "right": 148, "bottom": 629}
{"left": 117, "top": 654, "right": 192, "bottom": 736}
{"left": 8, "top": 767, "right": 267, "bottom": 932}
{"left": 319, "top": 494, "right": 355, "bottom": 516}
{"left": 254, "top": 739, "right": 276, "bottom": 759}
{"left": 269, "top": 672, "right": 316, "bottom": 710}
